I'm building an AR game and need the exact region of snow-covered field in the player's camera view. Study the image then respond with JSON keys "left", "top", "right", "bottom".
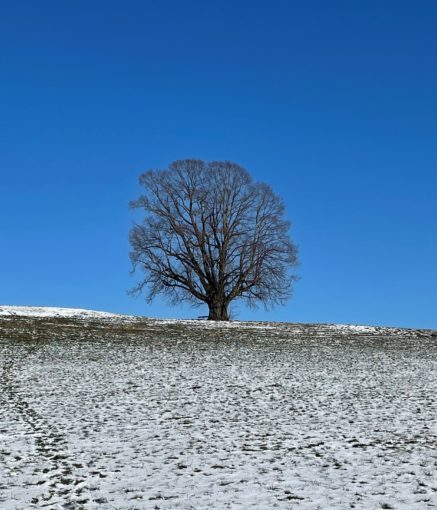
{"left": 0, "top": 305, "right": 130, "bottom": 320}
{"left": 1, "top": 308, "right": 436, "bottom": 509}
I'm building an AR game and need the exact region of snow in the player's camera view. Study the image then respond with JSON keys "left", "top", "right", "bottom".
{"left": 0, "top": 305, "right": 126, "bottom": 319}
{"left": 0, "top": 306, "right": 406, "bottom": 332}
{"left": 328, "top": 323, "right": 379, "bottom": 333}
{"left": 1, "top": 309, "right": 436, "bottom": 508}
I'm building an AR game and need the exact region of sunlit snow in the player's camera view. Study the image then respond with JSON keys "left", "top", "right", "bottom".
{"left": 1, "top": 307, "right": 436, "bottom": 509}
{"left": 0, "top": 305, "right": 127, "bottom": 319}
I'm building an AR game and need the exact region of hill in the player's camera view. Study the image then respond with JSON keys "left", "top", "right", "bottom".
{"left": 1, "top": 305, "right": 435, "bottom": 343}
{"left": 1, "top": 306, "right": 436, "bottom": 509}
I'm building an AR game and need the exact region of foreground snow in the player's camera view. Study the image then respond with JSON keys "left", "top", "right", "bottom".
{"left": 1, "top": 311, "right": 436, "bottom": 509}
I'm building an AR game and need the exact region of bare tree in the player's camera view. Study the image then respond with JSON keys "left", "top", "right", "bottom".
{"left": 129, "top": 160, "right": 298, "bottom": 320}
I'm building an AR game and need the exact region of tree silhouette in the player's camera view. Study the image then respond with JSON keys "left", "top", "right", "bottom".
{"left": 129, "top": 159, "right": 298, "bottom": 320}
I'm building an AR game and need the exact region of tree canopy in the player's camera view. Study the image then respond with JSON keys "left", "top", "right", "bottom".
{"left": 129, "top": 159, "right": 298, "bottom": 320}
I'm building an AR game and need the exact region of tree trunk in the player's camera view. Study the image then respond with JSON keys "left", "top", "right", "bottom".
{"left": 207, "top": 298, "right": 229, "bottom": 321}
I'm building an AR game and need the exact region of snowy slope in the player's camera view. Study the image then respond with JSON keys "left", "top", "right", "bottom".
{"left": 0, "top": 305, "right": 427, "bottom": 335}
{"left": 0, "top": 305, "right": 127, "bottom": 319}
{"left": 1, "top": 313, "right": 436, "bottom": 509}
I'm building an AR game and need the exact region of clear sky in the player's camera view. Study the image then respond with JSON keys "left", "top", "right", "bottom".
{"left": 1, "top": 1, "right": 436, "bottom": 328}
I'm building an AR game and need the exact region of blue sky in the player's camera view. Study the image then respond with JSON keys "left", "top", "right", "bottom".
{"left": 1, "top": 1, "right": 436, "bottom": 328}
